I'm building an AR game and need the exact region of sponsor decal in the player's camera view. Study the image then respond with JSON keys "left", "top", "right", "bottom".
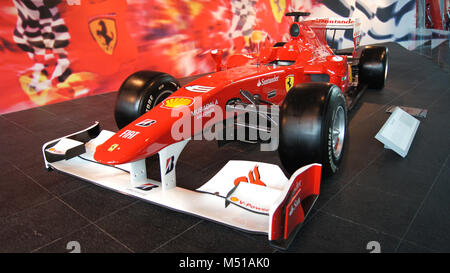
{"left": 268, "top": 90, "right": 277, "bottom": 98}
{"left": 107, "top": 144, "right": 119, "bottom": 152}
{"left": 310, "top": 18, "right": 355, "bottom": 25}
{"left": 233, "top": 165, "right": 266, "bottom": 187}
{"left": 136, "top": 119, "right": 156, "bottom": 127}
{"left": 185, "top": 85, "right": 215, "bottom": 93}
{"left": 88, "top": 18, "right": 117, "bottom": 55}
{"left": 332, "top": 56, "right": 343, "bottom": 62}
{"left": 285, "top": 75, "right": 294, "bottom": 92}
{"left": 119, "top": 130, "right": 140, "bottom": 140}
{"left": 165, "top": 155, "right": 175, "bottom": 175}
{"left": 135, "top": 183, "right": 159, "bottom": 191}
{"left": 229, "top": 197, "right": 270, "bottom": 213}
{"left": 284, "top": 183, "right": 305, "bottom": 237}
{"left": 256, "top": 75, "right": 279, "bottom": 87}
{"left": 288, "top": 196, "right": 302, "bottom": 216}
{"left": 47, "top": 147, "right": 63, "bottom": 154}
{"left": 288, "top": 178, "right": 303, "bottom": 201}
{"left": 160, "top": 97, "right": 194, "bottom": 109}
{"left": 191, "top": 99, "right": 219, "bottom": 119}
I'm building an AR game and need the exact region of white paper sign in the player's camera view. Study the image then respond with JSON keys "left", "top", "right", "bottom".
{"left": 375, "top": 107, "right": 420, "bottom": 158}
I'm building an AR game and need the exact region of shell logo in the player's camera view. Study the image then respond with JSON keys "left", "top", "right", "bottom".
{"left": 230, "top": 197, "right": 239, "bottom": 202}
{"left": 161, "top": 97, "right": 193, "bottom": 109}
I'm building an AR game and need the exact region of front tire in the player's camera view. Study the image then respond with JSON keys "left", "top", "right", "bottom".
{"left": 278, "top": 83, "right": 348, "bottom": 177}
{"left": 114, "top": 70, "right": 180, "bottom": 129}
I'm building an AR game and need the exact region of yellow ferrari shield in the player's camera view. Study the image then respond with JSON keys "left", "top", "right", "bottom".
{"left": 89, "top": 18, "right": 117, "bottom": 55}
{"left": 285, "top": 75, "right": 294, "bottom": 92}
{"left": 270, "top": 0, "right": 286, "bottom": 23}
{"left": 108, "top": 144, "right": 119, "bottom": 152}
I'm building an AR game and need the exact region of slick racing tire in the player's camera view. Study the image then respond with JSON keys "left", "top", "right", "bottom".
{"left": 278, "top": 83, "right": 348, "bottom": 177}
{"left": 115, "top": 70, "right": 180, "bottom": 129}
{"left": 358, "top": 46, "right": 389, "bottom": 90}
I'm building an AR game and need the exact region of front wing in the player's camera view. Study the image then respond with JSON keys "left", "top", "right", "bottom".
{"left": 42, "top": 122, "right": 321, "bottom": 249}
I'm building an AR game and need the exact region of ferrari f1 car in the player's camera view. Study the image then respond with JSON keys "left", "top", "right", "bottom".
{"left": 42, "top": 12, "right": 388, "bottom": 249}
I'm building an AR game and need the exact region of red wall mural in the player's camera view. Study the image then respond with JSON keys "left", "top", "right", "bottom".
{"left": 0, "top": 0, "right": 417, "bottom": 115}
{"left": 1, "top": 0, "right": 313, "bottom": 114}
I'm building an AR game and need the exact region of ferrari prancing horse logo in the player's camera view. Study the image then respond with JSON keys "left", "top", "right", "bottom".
{"left": 270, "top": 0, "right": 286, "bottom": 23}
{"left": 108, "top": 144, "right": 119, "bottom": 152}
{"left": 285, "top": 75, "right": 294, "bottom": 92}
{"left": 89, "top": 18, "right": 117, "bottom": 55}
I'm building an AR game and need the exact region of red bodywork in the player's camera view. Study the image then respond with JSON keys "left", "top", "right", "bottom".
{"left": 94, "top": 21, "right": 352, "bottom": 165}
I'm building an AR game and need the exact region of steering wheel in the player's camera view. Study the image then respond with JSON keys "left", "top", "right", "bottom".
{"left": 285, "top": 12, "right": 311, "bottom": 22}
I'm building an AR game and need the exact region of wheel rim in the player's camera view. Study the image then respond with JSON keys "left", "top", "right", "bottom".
{"left": 332, "top": 105, "right": 345, "bottom": 159}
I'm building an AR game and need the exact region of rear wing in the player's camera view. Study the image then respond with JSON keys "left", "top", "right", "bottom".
{"left": 305, "top": 17, "right": 361, "bottom": 57}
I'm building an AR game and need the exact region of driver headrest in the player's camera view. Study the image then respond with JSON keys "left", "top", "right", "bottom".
{"left": 289, "top": 23, "right": 301, "bottom": 38}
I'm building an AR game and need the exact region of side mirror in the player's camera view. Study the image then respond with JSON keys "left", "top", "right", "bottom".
{"left": 210, "top": 49, "right": 224, "bottom": 72}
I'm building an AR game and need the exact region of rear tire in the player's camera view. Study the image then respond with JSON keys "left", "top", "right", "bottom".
{"left": 114, "top": 71, "right": 180, "bottom": 129}
{"left": 358, "top": 46, "right": 389, "bottom": 90}
{"left": 278, "top": 83, "right": 347, "bottom": 177}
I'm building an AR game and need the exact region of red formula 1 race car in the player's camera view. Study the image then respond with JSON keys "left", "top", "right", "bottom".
{"left": 42, "top": 12, "right": 388, "bottom": 249}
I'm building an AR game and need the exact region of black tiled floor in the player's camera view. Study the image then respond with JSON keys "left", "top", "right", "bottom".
{"left": 320, "top": 181, "right": 421, "bottom": 238}
{"left": 402, "top": 166, "right": 450, "bottom": 252}
{"left": 95, "top": 201, "right": 201, "bottom": 253}
{"left": 0, "top": 42, "right": 449, "bottom": 253}
{"left": 0, "top": 168, "right": 53, "bottom": 218}
{"left": 154, "top": 220, "right": 274, "bottom": 253}
{"left": 285, "top": 210, "right": 400, "bottom": 253}
{"left": 352, "top": 158, "right": 439, "bottom": 202}
{"left": 59, "top": 185, "right": 138, "bottom": 222}
{"left": 20, "top": 164, "right": 88, "bottom": 197}
{"left": 33, "top": 224, "right": 132, "bottom": 253}
{"left": 395, "top": 241, "right": 436, "bottom": 253}
{"left": 0, "top": 198, "right": 89, "bottom": 253}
